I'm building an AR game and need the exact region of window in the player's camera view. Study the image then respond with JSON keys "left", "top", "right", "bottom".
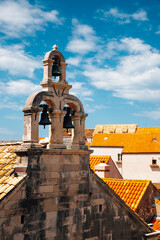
{"left": 118, "top": 154, "right": 122, "bottom": 162}
{"left": 21, "top": 215, "right": 25, "bottom": 224}
{"left": 150, "top": 158, "right": 159, "bottom": 168}
{"left": 99, "top": 205, "right": 102, "bottom": 212}
{"left": 152, "top": 159, "right": 157, "bottom": 165}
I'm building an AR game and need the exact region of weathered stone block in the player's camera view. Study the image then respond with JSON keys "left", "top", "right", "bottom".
{"left": 46, "top": 211, "right": 57, "bottom": 220}
{"left": 43, "top": 199, "right": 58, "bottom": 212}
{"left": 39, "top": 185, "right": 54, "bottom": 193}
{"left": 14, "top": 233, "right": 24, "bottom": 240}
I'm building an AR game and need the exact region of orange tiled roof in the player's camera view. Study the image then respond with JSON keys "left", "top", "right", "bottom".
{"left": 103, "top": 178, "right": 150, "bottom": 211}
{"left": 152, "top": 219, "right": 160, "bottom": 231}
{"left": 90, "top": 155, "right": 110, "bottom": 171}
{"left": 137, "top": 127, "right": 160, "bottom": 134}
{"left": 91, "top": 131, "right": 160, "bottom": 153}
{"left": 0, "top": 144, "right": 26, "bottom": 201}
{"left": 155, "top": 198, "right": 160, "bottom": 206}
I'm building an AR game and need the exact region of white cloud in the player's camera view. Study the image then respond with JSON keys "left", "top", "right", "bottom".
{"left": 83, "top": 37, "right": 160, "bottom": 102}
{"left": 0, "top": 44, "right": 41, "bottom": 77}
{"left": 127, "top": 101, "right": 134, "bottom": 106}
{"left": 155, "top": 27, "right": 160, "bottom": 35}
{"left": 0, "top": 96, "right": 23, "bottom": 110}
{"left": 66, "top": 19, "right": 99, "bottom": 55}
{"left": 94, "top": 37, "right": 152, "bottom": 62}
{"left": 132, "top": 9, "right": 148, "bottom": 21}
{"left": 82, "top": 97, "right": 94, "bottom": 102}
{"left": 70, "top": 81, "right": 93, "bottom": 98}
{"left": 135, "top": 108, "right": 160, "bottom": 120}
{"left": 98, "top": 7, "right": 148, "bottom": 24}
{"left": 67, "top": 39, "right": 96, "bottom": 54}
{"left": 0, "top": 79, "right": 41, "bottom": 96}
{"left": 120, "top": 37, "right": 152, "bottom": 53}
{"left": 66, "top": 57, "right": 82, "bottom": 66}
{"left": 84, "top": 103, "right": 107, "bottom": 113}
{"left": 67, "top": 71, "right": 77, "bottom": 80}
{"left": 0, "top": 0, "right": 63, "bottom": 37}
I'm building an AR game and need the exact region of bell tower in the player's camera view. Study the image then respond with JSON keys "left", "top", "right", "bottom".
{"left": 22, "top": 45, "right": 87, "bottom": 150}
{"left": 14, "top": 45, "right": 92, "bottom": 239}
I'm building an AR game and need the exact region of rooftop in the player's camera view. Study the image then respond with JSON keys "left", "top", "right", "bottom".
{"left": 0, "top": 143, "right": 26, "bottom": 202}
{"left": 152, "top": 219, "right": 160, "bottom": 231}
{"left": 91, "top": 126, "right": 160, "bottom": 153}
{"left": 103, "top": 178, "right": 150, "bottom": 211}
{"left": 90, "top": 155, "right": 110, "bottom": 171}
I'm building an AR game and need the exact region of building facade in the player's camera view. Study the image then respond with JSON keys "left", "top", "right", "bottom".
{"left": 91, "top": 124, "right": 160, "bottom": 183}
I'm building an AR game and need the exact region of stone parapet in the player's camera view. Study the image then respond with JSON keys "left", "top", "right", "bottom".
{"left": 0, "top": 149, "right": 158, "bottom": 239}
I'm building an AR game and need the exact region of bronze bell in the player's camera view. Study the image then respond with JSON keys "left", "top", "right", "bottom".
{"left": 52, "top": 56, "right": 61, "bottom": 79}
{"left": 63, "top": 107, "right": 74, "bottom": 132}
{"left": 39, "top": 104, "right": 51, "bottom": 129}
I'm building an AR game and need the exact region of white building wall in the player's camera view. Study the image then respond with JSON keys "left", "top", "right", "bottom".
{"left": 122, "top": 153, "right": 160, "bottom": 183}
{"left": 90, "top": 147, "right": 123, "bottom": 174}
{"left": 91, "top": 147, "right": 160, "bottom": 183}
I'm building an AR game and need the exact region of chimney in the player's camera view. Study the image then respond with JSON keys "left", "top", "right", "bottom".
{"left": 94, "top": 160, "right": 110, "bottom": 178}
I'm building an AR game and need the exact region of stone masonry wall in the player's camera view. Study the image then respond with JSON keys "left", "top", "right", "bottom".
{"left": 0, "top": 148, "right": 156, "bottom": 240}
{"left": 136, "top": 182, "right": 160, "bottom": 223}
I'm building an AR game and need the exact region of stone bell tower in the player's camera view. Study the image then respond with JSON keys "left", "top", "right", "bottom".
{"left": 14, "top": 45, "right": 91, "bottom": 239}
{"left": 22, "top": 44, "right": 87, "bottom": 150}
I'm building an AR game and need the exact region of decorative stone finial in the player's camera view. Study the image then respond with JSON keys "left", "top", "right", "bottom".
{"left": 52, "top": 44, "right": 58, "bottom": 51}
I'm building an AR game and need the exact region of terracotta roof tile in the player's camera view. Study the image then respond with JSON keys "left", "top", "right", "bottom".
{"left": 103, "top": 178, "right": 150, "bottom": 211}
{"left": 91, "top": 131, "right": 160, "bottom": 153}
{"left": 90, "top": 155, "right": 110, "bottom": 171}
{"left": 155, "top": 198, "right": 160, "bottom": 205}
{"left": 152, "top": 219, "right": 160, "bottom": 231}
{"left": 0, "top": 143, "right": 26, "bottom": 201}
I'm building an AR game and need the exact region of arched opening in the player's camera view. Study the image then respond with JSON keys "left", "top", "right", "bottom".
{"left": 38, "top": 100, "right": 52, "bottom": 147}
{"left": 62, "top": 104, "right": 75, "bottom": 149}
{"left": 51, "top": 55, "right": 62, "bottom": 82}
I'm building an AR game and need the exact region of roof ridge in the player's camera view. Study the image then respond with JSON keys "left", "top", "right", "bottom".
{"left": 103, "top": 178, "right": 150, "bottom": 182}
{"left": 0, "top": 142, "right": 22, "bottom": 146}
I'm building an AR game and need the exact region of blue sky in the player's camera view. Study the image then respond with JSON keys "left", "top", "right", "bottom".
{"left": 1, "top": 0, "right": 160, "bottom": 139}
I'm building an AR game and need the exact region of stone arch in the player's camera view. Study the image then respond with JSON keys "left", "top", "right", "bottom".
{"left": 61, "top": 94, "right": 84, "bottom": 113}
{"left": 60, "top": 94, "right": 86, "bottom": 149}
{"left": 23, "top": 91, "right": 60, "bottom": 147}
{"left": 42, "top": 46, "right": 67, "bottom": 84}
{"left": 44, "top": 50, "right": 65, "bottom": 63}
{"left": 23, "top": 91, "right": 58, "bottom": 111}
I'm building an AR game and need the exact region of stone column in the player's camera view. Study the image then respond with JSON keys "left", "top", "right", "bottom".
{"left": 41, "top": 59, "right": 54, "bottom": 91}
{"left": 79, "top": 113, "right": 88, "bottom": 150}
{"left": 22, "top": 110, "right": 42, "bottom": 148}
{"left": 42, "top": 59, "right": 53, "bottom": 83}
{"left": 72, "top": 114, "right": 80, "bottom": 149}
{"left": 47, "top": 110, "right": 66, "bottom": 149}
{"left": 60, "top": 62, "right": 67, "bottom": 83}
